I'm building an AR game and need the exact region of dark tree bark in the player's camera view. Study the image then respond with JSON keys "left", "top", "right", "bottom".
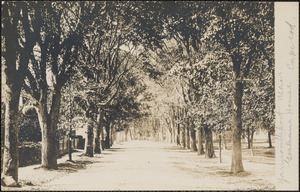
{"left": 85, "top": 123, "right": 94, "bottom": 157}
{"left": 177, "top": 123, "right": 181, "bottom": 146}
{"left": 250, "top": 127, "right": 255, "bottom": 156}
{"left": 222, "top": 133, "right": 227, "bottom": 150}
{"left": 184, "top": 109, "right": 190, "bottom": 149}
{"left": 180, "top": 109, "right": 186, "bottom": 148}
{"left": 176, "top": 107, "right": 181, "bottom": 146}
{"left": 190, "top": 119, "right": 197, "bottom": 152}
{"left": 105, "top": 118, "right": 111, "bottom": 149}
{"left": 219, "top": 134, "right": 222, "bottom": 163}
{"left": 2, "top": 88, "right": 21, "bottom": 184}
{"left": 94, "top": 110, "right": 103, "bottom": 154}
{"left": 1, "top": 2, "right": 40, "bottom": 184}
{"left": 181, "top": 126, "right": 186, "bottom": 148}
{"left": 204, "top": 126, "right": 215, "bottom": 158}
{"left": 170, "top": 120, "right": 174, "bottom": 143}
{"left": 268, "top": 130, "right": 273, "bottom": 148}
{"left": 231, "top": 59, "right": 245, "bottom": 173}
{"left": 160, "top": 119, "right": 164, "bottom": 141}
{"left": 110, "top": 124, "right": 114, "bottom": 147}
{"left": 36, "top": 86, "right": 62, "bottom": 168}
{"left": 197, "top": 127, "right": 205, "bottom": 155}
{"left": 170, "top": 108, "right": 176, "bottom": 143}
{"left": 185, "top": 122, "right": 190, "bottom": 149}
{"left": 172, "top": 115, "right": 176, "bottom": 143}
{"left": 247, "top": 127, "right": 251, "bottom": 149}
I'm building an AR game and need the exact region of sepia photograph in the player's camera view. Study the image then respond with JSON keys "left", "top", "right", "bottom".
{"left": 1, "top": 1, "right": 298, "bottom": 191}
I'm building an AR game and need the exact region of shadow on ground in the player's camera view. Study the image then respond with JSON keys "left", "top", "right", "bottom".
{"left": 57, "top": 160, "right": 96, "bottom": 173}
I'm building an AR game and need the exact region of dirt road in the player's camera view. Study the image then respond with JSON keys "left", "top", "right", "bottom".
{"left": 3, "top": 140, "right": 275, "bottom": 191}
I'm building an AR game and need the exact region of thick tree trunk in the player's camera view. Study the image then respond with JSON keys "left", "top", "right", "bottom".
{"left": 94, "top": 110, "right": 103, "bottom": 154}
{"left": 268, "top": 130, "right": 273, "bottom": 148}
{"left": 197, "top": 127, "right": 205, "bottom": 155}
{"left": 231, "top": 77, "right": 244, "bottom": 173}
{"left": 190, "top": 128, "right": 197, "bottom": 152}
{"left": 1, "top": 3, "right": 38, "bottom": 184}
{"left": 2, "top": 88, "right": 21, "bottom": 185}
{"left": 48, "top": 88, "right": 61, "bottom": 166}
{"left": 37, "top": 87, "right": 60, "bottom": 169}
{"left": 204, "top": 126, "right": 215, "bottom": 158}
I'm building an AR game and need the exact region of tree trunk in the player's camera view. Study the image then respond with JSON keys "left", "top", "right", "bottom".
{"left": 231, "top": 70, "right": 244, "bottom": 173}
{"left": 176, "top": 121, "right": 180, "bottom": 146}
{"left": 68, "top": 135, "right": 72, "bottom": 161}
{"left": 170, "top": 110, "right": 175, "bottom": 143}
{"left": 197, "top": 127, "right": 205, "bottom": 155}
{"left": 190, "top": 128, "right": 197, "bottom": 152}
{"left": 125, "top": 129, "right": 128, "bottom": 142}
{"left": 2, "top": 15, "right": 29, "bottom": 185}
{"left": 250, "top": 128, "right": 255, "bottom": 156}
{"left": 170, "top": 123, "right": 173, "bottom": 143}
{"left": 185, "top": 123, "right": 190, "bottom": 149}
{"left": 110, "top": 124, "right": 114, "bottom": 147}
{"left": 1, "top": 3, "right": 38, "bottom": 184}
{"left": 37, "top": 87, "right": 60, "bottom": 169}
{"left": 219, "top": 134, "right": 222, "bottom": 163}
{"left": 247, "top": 127, "right": 250, "bottom": 149}
{"left": 94, "top": 110, "right": 103, "bottom": 154}
{"left": 190, "top": 120, "right": 197, "bottom": 152}
{"left": 105, "top": 119, "right": 111, "bottom": 149}
{"left": 172, "top": 117, "right": 176, "bottom": 143}
{"left": 175, "top": 107, "right": 181, "bottom": 146}
{"left": 2, "top": 87, "right": 21, "bottom": 185}
{"left": 48, "top": 88, "right": 62, "bottom": 165}
{"left": 268, "top": 130, "right": 273, "bottom": 148}
{"left": 85, "top": 123, "right": 94, "bottom": 157}
{"left": 204, "top": 126, "right": 215, "bottom": 158}
{"left": 101, "top": 121, "right": 105, "bottom": 150}
{"left": 222, "top": 133, "right": 227, "bottom": 150}
{"left": 181, "top": 126, "right": 186, "bottom": 148}
{"left": 159, "top": 119, "right": 163, "bottom": 141}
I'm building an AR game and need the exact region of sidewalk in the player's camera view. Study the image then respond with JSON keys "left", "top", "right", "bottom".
{"left": 1, "top": 149, "right": 103, "bottom": 191}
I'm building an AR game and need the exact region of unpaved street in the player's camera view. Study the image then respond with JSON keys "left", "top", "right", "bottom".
{"left": 3, "top": 140, "right": 275, "bottom": 191}
{"left": 42, "top": 141, "right": 207, "bottom": 190}
{"left": 37, "top": 141, "right": 275, "bottom": 190}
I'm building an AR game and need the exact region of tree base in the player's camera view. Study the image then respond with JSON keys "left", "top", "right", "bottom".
{"left": 1, "top": 176, "right": 17, "bottom": 187}
{"left": 231, "top": 162, "right": 244, "bottom": 173}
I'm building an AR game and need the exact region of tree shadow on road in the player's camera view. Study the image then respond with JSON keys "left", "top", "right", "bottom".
{"left": 57, "top": 160, "right": 99, "bottom": 173}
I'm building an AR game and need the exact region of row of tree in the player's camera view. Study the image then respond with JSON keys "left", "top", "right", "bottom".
{"left": 1, "top": 1, "right": 274, "bottom": 186}
{"left": 1, "top": 1, "right": 150, "bottom": 185}
{"left": 128, "top": 1, "right": 274, "bottom": 172}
